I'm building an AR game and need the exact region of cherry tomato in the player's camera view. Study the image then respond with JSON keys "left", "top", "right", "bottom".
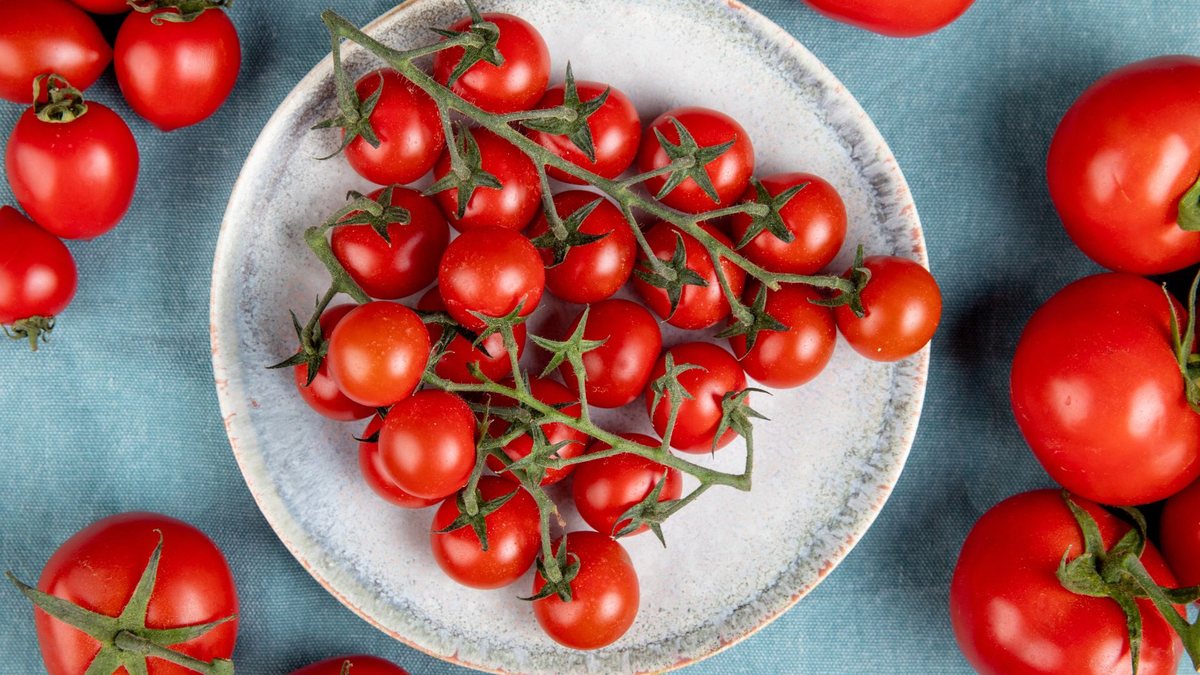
{"left": 430, "top": 476, "right": 541, "bottom": 589}
{"left": 729, "top": 173, "right": 846, "bottom": 275}
{"left": 326, "top": 301, "right": 430, "bottom": 408}
{"left": 418, "top": 287, "right": 526, "bottom": 384}
{"left": 378, "top": 390, "right": 476, "bottom": 500}
{"left": 0, "top": 0, "right": 111, "bottom": 103}
{"left": 485, "top": 377, "right": 588, "bottom": 486}
{"left": 646, "top": 342, "right": 747, "bottom": 454}
{"left": 68, "top": 0, "right": 131, "bottom": 14}
{"left": 528, "top": 81, "right": 641, "bottom": 183}
{"left": 633, "top": 222, "right": 746, "bottom": 329}
{"left": 637, "top": 107, "right": 754, "bottom": 214}
{"left": 572, "top": 434, "right": 682, "bottom": 537}
{"left": 433, "top": 13, "right": 550, "bottom": 114}
{"left": 0, "top": 207, "right": 77, "bottom": 326}
{"left": 526, "top": 191, "right": 636, "bottom": 304}
{"left": 438, "top": 227, "right": 545, "bottom": 331}
{"left": 1162, "top": 478, "right": 1200, "bottom": 587}
{"left": 342, "top": 68, "right": 445, "bottom": 186}
{"left": 331, "top": 187, "right": 449, "bottom": 300}
{"left": 1011, "top": 274, "right": 1200, "bottom": 506}
{"left": 292, "top": 656, "right": 407, "bottom": 675}
{"left": 834, "top": 256, "right": 941, "bottom": 362}
{"left": 803, "top": 0, "right": 975, "bottom": 37}
{"left": 6, "top": 98, "right": 139, "bottom": 240}
{"left": 1047, "top": 56, "right": 1200, "bottom": 275}
{"left": 357, "top": 415, "right": 441, "bottom": 509}
{"left": 431, "top": 127, "right": 541, "bottom": 233}
{"left": 558, "top": 299, "right": 662, "bottom": 409}
{"left": 951, "top": 490, "right": 1182, "bottom": 675}
{"left": 729, "top": 282, "right": 837, "bottom": 389}
{"left": 293, "top": 304, "right": 374, "bottom": 422}
{"left": 532, "top": 531, "right": 639, "bottom": 650}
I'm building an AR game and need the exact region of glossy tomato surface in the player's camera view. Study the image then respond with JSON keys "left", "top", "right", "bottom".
{"left": 803, "top": 0, "right": 975, "bottom": 37}
{"left": 834, "top": 255, "right": 941, "bottom": 362}
{"left": 572, "top": 434, "right": 682, "bottom": 537}
{"left": 633, "top": 222, "right": 746, "bottom": 329}
{"left": 438, "top": 227, "right": 544, "bottom": 331}
{"left": 729, "top": 172, "right": 846, "bottom": 275}
{"left": 293, "top": 304, "right": 374, "bottom": 421}
{"left": 0, "top": 206, "right": 77, "bottom": 324}
{"left": 430, "top": 476, "right": 541, "bottom": 589}
{"left": 0, "top": 0, "right": 111, "bottom": 103}
{"left": 1162, "top": 477, "right": 1200, "bottom": 587}
{"left": 485, "top": 377, "right": 588, "bottom": 485}
{"left": 433, "top": 12, "right": 550, "bottom": 114}
{"left": 730, "top": 282, "right": 837, "bottom": 389}
{"left": 559, "top": 299, "right": 662, "bottom": 409}
{"left": 291, "top": 655, "right": 408, "bottom": 675}
{"left": 527, "top": 191, "right": 636, "bottom": 304}
{"left": 529, "top": 81, "right": 641, "bottom": 183}
{"left": 637, "top": 107, "right": 754, "bottom": 214}
{"left": 69, "top": 0, "right": 131, "bottom": 13}
{"left": 343, "top": 68, "right": 444, "bottom": 186}
{"left": 532, "top": 531, "right": 639, "bottom": 650}
{"left": 358, "top": 416, "right": 441, "bottom": 509}
{"left": 379, "top": 390, "right": 476, "bottom": 500}
{"left": 646, "top": 342, "right": 747, "bottom": 454}
{"left": 418, "top": 287, "right": 526, "bottom": 384}
{"left": 432, "top": 127, "right": 541, "bottom": 232}
{"left": 326, "top": 302, "right": 430, "bottom": 407}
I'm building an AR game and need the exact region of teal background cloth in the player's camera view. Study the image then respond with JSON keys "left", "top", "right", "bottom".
{"left": 2, "top": 1, "right": 1197, "bottom": 672}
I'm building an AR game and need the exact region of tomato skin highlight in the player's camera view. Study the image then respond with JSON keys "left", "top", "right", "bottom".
{"left": 0, "top": 0, "right": 111, "bottom": 103}
{"left": 559, "top": 299, "right": 662, "bottom": 409}
{"left": 343, "top": 69, "right": 445, "bottom": 186}
{"left": 950, "top": 490, "right": 1182, "bottom": 675}
{"left": 432, "top": 127, "right": 542, "bottom": 233}
{"left": 358, "top": 416, "right": 440, "bottom": 509}
{"left": 729, "top": 173, "right": 846, "bottom": 276}
{"left": 527, "top": 191, "right": 637, "bottom": 304}
{"left": 0, "top": 207, "right": 77, "bottom": 325}
{"left": 637, "top": 107, "right": 755, "bottom": 214}
{"left": 803, "top": 0, "right": 975, "bottom": 37}
{"left": 634, "top": 222, "right": 746, "bottom": 330}
{"left": 532, "top": 531, "right": 639, "bottom": 650}
{"left": 834, "top": 255, "right": 941, "bottom": 362}
{"left": 1010, "top": 274, "right": 1200, "bottom": 506}
{"left": 430, "top": 476, "right": 541, "bottom": 589}
{"left": 646, "top": 342, "right": 748, "bottom": 454}
{"left": 730, "top": 283, "right": 837, "bottom": 389}
{"left": 528, "top": 81, "right": 642, "bottom": 183}
{"left": 1048, "top": 56, "right": 1200, "bottom": 275}
{"left": 572, "top": 434, "right": 682, "bottom": 537}
{"left": 326, "top": 302, "right": 430, "bottom": 408}
{"left": 293, "top": 304, "right": 374, "bottom": 422}
{"left": 418, "top": 287, "right": 526, "bottom": 385}
{"left": 379, "top": 390, "right": 477, "bottom": 500}
{"left": 485, "top": 377, "right": 588, "bottom": 486}
{"left": 1162, "top": 478, "right": 1200, "bottom": 588}
{"left": 438, "top": 227, "right": 545, "bottom": 331}
{"left": 291, "top": 655, "right": 408, "bottom": 675}
{"left": 433, "top": 13, "right": 550, "bottom": 114}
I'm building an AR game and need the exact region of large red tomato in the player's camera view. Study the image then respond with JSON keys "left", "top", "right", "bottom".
{"left": 528, "top": 81, "right": 642, "bottom": 183}
{"left": 1162, "top": 478, "right": 1200, "bottom": 587}
{"left": 532, "top": 531, "right": 639, "bottom": 650}
{"left": 438, "top": 227, "right": 545, "bottom": 331}
{"left": 0, "top": 207, "right": 77, "bottom": 329}
{"left": 646, "top": 342, "right": 747, "bottom": 454}
{"left": 803, "top": 0, "right": 975, "bottom": 37}
{"left": 418, "top": 287, "right": 526, "bottom": 384}
{"left": 433, "top": 12, "right": 550, "bottom": 114}
{"left": 430, "top": 476, "right": 541, "bottom": 589}
{"left": 572, "top": 434, "right": 682, "bottom": 538}
{"left": 729, "top": 172, "right": 846, "bottom": 275}
{"left": 485, "top": 377, "right": 588, "bottom": 486}
{"left": 0, "top": 0, "right": 111, "bottom": 103}
{"left": 379, "top": 390, "right": 477, "bottom": 500}
{"left": 342, "top": 69, "right": 444, "bottom": 186}
{"left": 293, "top": 304, "right": 374, "bottom": 422}
{"left": 69, "top": 0, "right": 131, "bottom": 14}
{"left": 326, "top": 301, "right": 430, "bottom": 408}
{"left": 633, "top": 222, "right": 746, "bottom": 330}
{"left": 637, "top": 107, "right": 754, "bottom": 214}
{"left": 558, "top": 299, "right": 662, "bottom": 409}
{"left": 729, "top": 282, "right": 837, "bottom": 389}
{"left": 358, "top": 415, "right": 441, "bottom": 509}
{"left": 431, "top": 127, "right": 542, "bottom": 233}
{"left": 833, "top": 255, "right": 941, "bottom": 362}
{"left": 291, "top": 655, "right": 408, "bottom": 675}
{"left": 526, "top": 191, "right": 637, "bottom": 304}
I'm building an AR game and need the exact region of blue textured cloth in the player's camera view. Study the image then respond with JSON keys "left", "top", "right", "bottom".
{"left": 2, "top": 1, "right": 1196, "bottom": 673}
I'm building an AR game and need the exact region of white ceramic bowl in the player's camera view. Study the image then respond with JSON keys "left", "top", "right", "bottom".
{"left": 210, "top": 0, "right": 929, "bottom": 672}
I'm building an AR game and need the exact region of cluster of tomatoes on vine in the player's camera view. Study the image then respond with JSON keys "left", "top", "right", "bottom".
{"left": 0, "top": 0, "right": 240, "bottom": 350}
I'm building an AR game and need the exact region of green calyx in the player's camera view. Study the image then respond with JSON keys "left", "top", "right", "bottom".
{"left": 266, "top": 303, "right": 330, "bottom": 386}
{"left": 425, "top": 123, "right": 503, "bottom": 219}
{"left": 31, "top": 75, "right": 88, "bottom": 123}
{"left": 434, "top": 487, "right": 517, "bottom": 551}
{"left": 652, "top": 118, "right": 735, "bottom": 203}
{"left": 522, "top": 541, "right": 581, "bottom": 603}
{"left": 4, "top": 316, "right": 56, "bottom": 352}
{"left": 128, "top": 0, "right": 232, "bottom": 23}
{"left": 734, "top": 179, "right": 808, "bottom": 249}
{"left": 313, "top": 69, "right": 386, "bottom": 160}
{"left": 431, "top": 0, "right": 502, "bottom": 87}
{"left": 810, "top": 245, "right": 870, "bottom": 318}
{"left": 1178, "top": 173, "right": 1200, "bottom": 233}
{"left": 634, "top": 232, "right": 710, "bottom": 320}
{"left": 529, "top": 197, "right": 610, "bottom": 268}
{"left": 1164, "top": 271, "right": 1200, "bottom": 414}
{"left": 716, "top": 284, "right": 787, "bottom": 352}
{"left": 519, "top": 64, "right": 608, "bottom": 163}
{"left": 334, "top": 186, "right": 412, "bottom": 243}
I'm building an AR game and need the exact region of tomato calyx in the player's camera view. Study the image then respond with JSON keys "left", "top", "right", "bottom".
{"left": 612, "top": 471, "right": 675, "bottom": 544}
{"left": 712, "top": 388, "right": 767, "bottom": 456}
{"left": 313, "top": 69, "right": 387, "bottom": 161}
{"left": 6, "top": 532, "right": 236, "bottom": 675}
{"left": 634, "top": 232, "right": 711, "bottom": 319}
{"left": 1165, "top": 271, "right": 1200, "bottom": 414}
{"left": 530, "top": 307, "right": 606, "bottom": 387}
{"left": 431, "top": 0, "right": 503, "bottom": 87}
{"left": 425, "top": 123, "right": 505, "bottom": 218}
{"left": 812, "top": 244, "right": 871, "bottom": 318}
{"left": 4, "top": 316, "right": 56, "bottom": 352}
{"left": 519, "top": 64, "right": 607, "bottom": 163}
{"left": 128, "top": 0, "right": 232, "bottom": 23}
{"left": 522, "top": 541, "right": 581, "bottom": 602}
{"left": 733, "top": 179, "right": 809, "bottom": 249}
{"left": 334, "top": 186, "right": 413, "bottom": 244}
{"left": 267, "top": 306, "right": 331, "bottom": 386}
{"left": 529, "top": 196, "right": 610, "bottom": 268}
{"left": 31, "top": 75, "right": 88, "bottom": 124}
{"left": 651, "top": 118, "right": 736, "bottom": 203}
{"left": 716, "top": 284, "right": 787, "bottom": 352}
{"left": 434, "top": 486, "right": 518, "bottom": 551}
{"left": 1178, "top": 173, "right": 1200, "bottom": 233}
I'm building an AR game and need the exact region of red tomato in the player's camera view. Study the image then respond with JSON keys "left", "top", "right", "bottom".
{"left": 646, "top": 342, "right": 747, "bottom": 454}
{"left": 331, "top": 187, "right": 449, "bottom": 300}
{"left": 292, "top": 655, "right": 407, "bottom": 675}
{"left": 559, "top": 299, "right": 662, "bottom": 409}
{"left": 1047, "top": 56, "right": 1200, "bottom": 274}
{"left": 431, "top": 127, "right": 541, "bottom": 233}
{"left": 0, "top": 0, "right": 110, "bottom": 103}
{"left": 1011, "top": 274, "right": 1200, "bottom": 506}
{"left": 729, "top": 282, "right": 837, "bottom": 389}
{"left": 637, "top": 107, "right": 754, "bottom": 214}
{"left": 951, "top": 490, "right": 1182, "bottom": 675}
{"left": 729, "top": 173, "right": 846, "bottom": 275}
{"left": 430, "top": 476, "right": 541, "bottom": 589}
{"left": 418, "top": 287, "right": 526, "bottom": 384}
{"left": 0, "top": 207, "right": 77, "bottom": 325}
{"left": 438, "top": 227, "right": 545, "bottom": 331}
{"left": 342, "top": 69, "right": 444, "bottom": 186}
{"left": 527, "top": 191, "right": 637, "bottom": 304}
{"left": 379, "top": 390, "right": 476, "bottom": 500}
{"left": 485, "top": 377, "right": 588, "bottom": 486}
{"left": 358, "top": 416, "right": 440, "bottom": 509}
{"left": 293, "top": 304, "right": 374, "bottom": 422}
{"left": 633, "top": 222, "right": 746, "bottom": 329}
{"left": 326, "top": 301, "right": 430, "bottom": 408}
{"left": 33, "top": 513, "right": 238, "bottom": 675}
{"left": 532, "top": 531, "right": 639, "bottom": 650}
{"left": 528, "top": 81, "right": 641, "bottom": 183}
{"left": 433, "top": 13, "right": 550, "bottom": 114}
{"left": 69, "top": 0, "right": 131, "bottom": 14}
{"left": 834, "top": 255, "right": 941, "bottom": 361}
{"left": 6, "top": 99, "right": 139, "bottom": 240}
{"left": 572, "top": 434, "right": 682, "bottom": 537}
{"left": 803, "top": 0, "right": 975, "bottom": 37}
{"left": 1162, "top": 478, "right": 1200, "bottom": 587}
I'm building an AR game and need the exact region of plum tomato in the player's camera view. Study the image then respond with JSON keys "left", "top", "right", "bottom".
{"left": 834, "top": 255, "right": 941, "bottom": 361}
{"left": 418, "top": 287, "right": 526, "bottom": 384}
{"left": 527, "top": 191, "right": 637, "bottom": 304}
{"left": 572, "top": 434, "right": 682, "bottom": 538}
{"left": 0, "top": 206, "right": 78, "bottom": 329}
{"left": 559, "top": 299, "right": 662, "bottom": 409}
{"left": 1162, "top": 477, "right": 1200, "bottom": 587}
{"left": 358, "top": 415, "right": 440, "bottom": 509}
{"left": 342, "top": 68, "right": 445, "bottom": 186}
{"left": 729, "top": 282, "right": 837, "bottom": 389}
{"left": 646, "top": 342, "right": 748, "bottom": 454}
{"left": 485, "top": 377, "right": 588, "bottom": 486}
{"left": 326, "top": 301, "right": 430, "bottom": 408}
{"left": 293, "top": 304, "right": 374, "bottom": 422}
{"left": 528, "top": 80, "right": 641, "bottom": 183}
{"left": 430, "top": 476, "right": 541, "bottom": 589}
{"left": 438, "top": 227, "right": 545, "bottom": 331}
{"left": 633, "top": 222, "right": 746, "bottom": 330}
{"left": 637, "top": 107, "right": 754, "bottom": 214}
{"left": 532, "top": 531, "right": 639, "bottom": 650}
{"left": 433, "top": 12, "right": 550, "bottom": 114}
{"left": 0, "top": 0, "right": 110, "bottom": 103}
{"left": 803, "top": 0, "right": 975, "bottom": 37}
{"left": 379, "top": 390, "right": 476, "bottom": 500}
{"left": 431, "top": 127, "right": 542, "bottom": 233}
{"left": 291, "top": 655, "right": 408, "bottom": 675}
{"left": 729, "top": 172, "right": 847, "bottom": 275}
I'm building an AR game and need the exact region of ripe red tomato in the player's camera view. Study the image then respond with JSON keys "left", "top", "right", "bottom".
{"left": 485, "top": 377, "right": 588, "bottom": 486}
{"left": 291, "top": 655, "right": 408, "bottom": 675}
{"left": 1047, "top": 56, "right": 1200, "bottom": 275}
{"left": 803, "top": 0, "right": 975, "bottom": 37}
{"left": 1162, "top": 478, "right": 1200, "bottom": 587}
{"left": 6, "top": 99, "right": 139, "bottom": 240}
{"left": 572, "top": 434, "right": 682, "bottom": 537}
{"left": 379, "top": 390, "right": 476, "bottom": 500}
{"left": 433, "top": 13, "right": 550, "bottom": 114}
{"left": 418, "top": 288, "right": 526, "bottom": 384}
{"left": 32, "top": 513, "right": 238, "bottom": 675}
{"left": 637, "top": 107, "right": 754, "bottom": 214}
{"left": 558, "top": 299, "right": 662, "bottom": 409}
{"left": 729, "top": 173, "right": 846, "bottom": 275}
{"left": 69, "top": 0, "right": 131, "bottom": 14}
{"left": 431, "top": 128, "right": 541, "bottom": 233}
{"left": 326, "top": 301, "right": 430, "bottom": 408}
{"left": 0, "top": 0, "right": 111, "bottom": 103}
{"left": 951, "top": 490, "right": 1182, "bottom": 675}
{"left": 528, "top": 81, "right": 641, "bottom": 183}
{"left": 646, "top": 342, "right": 747, "bottom": 454}
{"left": 293, "top": 304, "right": 374, "bottom": 422}
{"left": 633, "top": 222, "right": 746, "bottom": 329}
{"left": 1011, "top": 274, "right": 1200, "bottom": 506}
{"left": 0, "top": 207, "right": 77, "bottom": 326}
{"left": 729, "top": 283, "right": 837, "bottom": 389}
{"left": 358, "top": 415, "right": 441, "bottom": 509}
{"left": 526, "top": 191, "right": 637, "bottom": 304}
{"left": 342, "top": 69, "right": 445, "bottom": 186}
{"left": 430, "top": 476, "right": 541, "bottom": 589}
{"left": 834, "top": 255, "right": 941, "bottom": 361}
{"left": 331, "top": 187, "right": 449, "bottom": 300}
{"left": 438, "top": 227, "right": 545, "bottom": 331}
{"left": 532, "top": 531, "right": 639, "bottom": 650}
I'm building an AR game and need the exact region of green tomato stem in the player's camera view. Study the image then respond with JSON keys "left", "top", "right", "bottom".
{"left": 1181, "top": 173, "right": 1200, "bottom": 233}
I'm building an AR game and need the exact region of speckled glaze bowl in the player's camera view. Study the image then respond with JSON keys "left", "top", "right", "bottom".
{"left": 210, "top": 0, "right": 929, "bottom": 672}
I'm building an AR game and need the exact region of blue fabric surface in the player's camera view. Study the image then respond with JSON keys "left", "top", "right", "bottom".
{"left": 2, "top": 1, "right": 1196, "bottom": 673}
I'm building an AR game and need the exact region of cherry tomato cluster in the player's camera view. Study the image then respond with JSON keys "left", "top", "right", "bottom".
{"left": 276, "top": 3, "right": 943, "bottom": 651}
{"left": 0, "top": 0, "right": 240, "bottom": 350}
